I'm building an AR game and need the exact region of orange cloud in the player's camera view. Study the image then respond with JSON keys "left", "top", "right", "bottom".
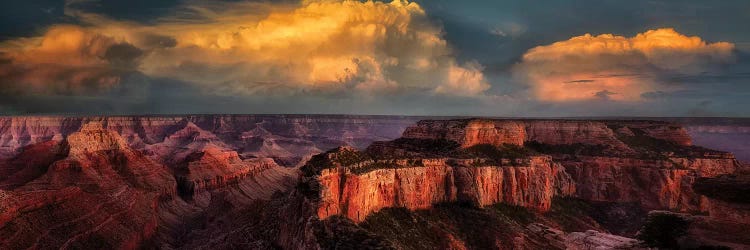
{"left": 0, "top": 25, "right": 140, "bottom": 94}
{"left": 0, "top": 0, "right": 489, "bottom": 97}
{"left": 137, "top": 0, "right": 489, "bottom": 96}
{"left": 515, "top": 28, "right": 735, "bottom": 102}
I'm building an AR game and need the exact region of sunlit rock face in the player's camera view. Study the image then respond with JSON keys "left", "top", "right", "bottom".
{"left": 1, "top": 116, "right": 748, "bottom": 249}
{"left": 0, "top": 115, "right": 412, "bottom": 249}
{"left": 401, "top": 119, "right": 526, "bottom": 147}
{"left": 313, "top": 149, "right": 574, "bottom": 222}
{"left": 305, "top": 118, "right": 743, "bottom": 223}
{"left": 0, "top": 123, "right": 174, "bottom": 249}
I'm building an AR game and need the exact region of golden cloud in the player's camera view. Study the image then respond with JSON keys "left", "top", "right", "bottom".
{"left": 0, "top": 25, "right": 137, "bottom": 94}
{"left": 514, "top": 28, "right": 735, "bottom": 102}
{"left": 0, "top": 0, "right": 489, "bottom": 97}
{"left": 143, "top": 0, "right": 489, "bottom": 96}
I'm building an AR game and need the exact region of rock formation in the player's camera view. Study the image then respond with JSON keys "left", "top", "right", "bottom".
{"left": 310, "top": 147, "right": 574, "bottom": 222}
{"left": 1, "top": 115, "right": 748, "bottom": 249}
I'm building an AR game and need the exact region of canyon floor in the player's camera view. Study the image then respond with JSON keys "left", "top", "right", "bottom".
{"left": 0, "top": 115, "right": 748, "bottom": 249}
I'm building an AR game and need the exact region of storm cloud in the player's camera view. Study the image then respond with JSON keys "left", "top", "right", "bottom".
{"left": 0, "top": 0, "right": 748, "bottom": 116}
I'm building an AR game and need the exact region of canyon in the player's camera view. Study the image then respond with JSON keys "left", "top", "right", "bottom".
{"left": 0, "top": 115, "right": 748, "bottom": 249}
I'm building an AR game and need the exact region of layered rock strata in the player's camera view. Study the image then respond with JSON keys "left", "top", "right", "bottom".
{"left": 308, "top": 118, "right": 743, "bottom": 223}
{"left": 312, "top": 148, "right": 574, "bottom": 222}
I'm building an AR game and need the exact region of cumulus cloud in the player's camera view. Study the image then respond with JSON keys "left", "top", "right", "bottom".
{"left": 141, "top": 0, "right": 489, "bottom": 96}
{"left": 0, "top": 25, "right": 142, "bottom": 95}
{"left": 514, "top": 28, "right": 735, "bottom": 102}
{"left": 0, "top": 0, "right": 489, "bottom": 98}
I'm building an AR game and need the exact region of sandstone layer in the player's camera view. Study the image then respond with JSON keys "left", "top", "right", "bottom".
{"left": 1, "top": 116, "right": 748, "bottom": 249}
{"left": 312, "top": 148, "right": 574, "bottom": 222}
{"left": 305, "top": 118, "right": 744, "bottom": 227}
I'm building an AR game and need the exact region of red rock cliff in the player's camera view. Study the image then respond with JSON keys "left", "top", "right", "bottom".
{"left": 312, "top": 148, "right": 574, "bottom": 222}
{"left": 401, "top": 119, "right": 526, "bottom": 147}
{"left": 382, "top": 118, "right": 741, "bottom": 214}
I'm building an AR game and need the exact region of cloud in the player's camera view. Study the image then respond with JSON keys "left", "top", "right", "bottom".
{"left": 0, "top": 0, "right": 489, "bottom": 98}
{"left": 0, "top": 25, "right": 141, "bottom": 95}
{"left": 138, "top": 0, "right": 489, "bottom": 96}
{"left": 514, "top": 28, "right": 735, "bottom": 102}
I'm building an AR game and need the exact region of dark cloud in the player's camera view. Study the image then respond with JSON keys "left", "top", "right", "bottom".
{"left": 104, "top": 43, "right": 144, "bottom": 68}
{"left": 65, "top": 0, "right": 182, "bottom": 24}
{"left": 641, "top": 91, "right": 669, "bottom": 99}
{"left": 594, "top": 90, "right": 616, "bottom": 100}
{"left": 138, "top": 34, "right": 177, "bottom": 48}
{"left": 565, "top": 80, "right": 596, "bottom": 84}
{"left": 0, "top": 0, "right": 67, "bottom": 39}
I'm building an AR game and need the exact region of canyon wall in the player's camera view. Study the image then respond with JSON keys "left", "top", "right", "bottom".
{"left": 0, "top": 118, "right": 307, "bottom": 249}
{"left": 1, "top": 116, "right": 747, "bottom": 249}
{"left": 0, "top": 115, "right": 417, "bottom": 164}
{"left": 401, "top": 119, "right": 526, "bottom": 147}
{"left": 312, "top": 118, "right": 742, "bottom": 222}
{"left": 316, "top": 154, "right": 574, "bottom": 222}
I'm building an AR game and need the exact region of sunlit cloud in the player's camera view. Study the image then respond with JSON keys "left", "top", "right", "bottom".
{"left": 0, "top": 0, "right": 489, "bottom": 97}
{"left": 514, "top": 28, "right": 735, "bottom": 102}
{"left": 0, "top": 25, "right": 141, "bottom": 95}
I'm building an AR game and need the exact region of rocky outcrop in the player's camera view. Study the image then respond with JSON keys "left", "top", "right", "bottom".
{"left": 402, "top": 119, "right": 526, "bottom": 147}
{"left": 0, "top": 115, "right": 416, "bottom": 165}
{"left": 563, "top": 157, "right": 707, "bottom": 212}
{"left": 2, "top": 116, "right": 748, "bottom": 249}
{"left": 402, "top": 119, "right": 691, "bottom": 149}
{"left": 175, "top": 146, "right": 280, "bottom": 199}
{"left": 0, "top": 186, "right": 161, "bottom": 250}
{"left": 0, "top": 120, "right": 301, "bottom": 249}
{"left": 309, "top": 146, "right": 575, "bottom": 222}
{"left": 524, "top": 120, "right": 630, "bottom": 149}
{"left": 45, "top": 122, "right": 177, "bottom": 194}
{"left": 309, "top": 118, "right": 743, "bottom": 222}
{"left": 525, "top": 223, "right": 644, "bottom": 250}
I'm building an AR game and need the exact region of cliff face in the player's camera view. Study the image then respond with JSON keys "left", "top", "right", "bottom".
{"left": 1, "top": 116, "right": 747, "bottom": 249}
{"left": 402, "top": 119, "right": 693, "bottom": 149}
{"left": 174, "top": 146, "right": 283, "bottom": 201}
{"left": 0, "top": 123, "right": 174, "bottom": 249}
{"left": 563, "top": 157, "right": 706, "bottom": 211}
{"left": 0, "top": 119, "right": 302, "bottom": 249}
{"left": 0, "top": 115, "right": 417, "bottom": 166}
{"left": 315, "top": 153, "right": 573, "bottom": 222}
{"left": 524, "top": 120, "right": 630, "bottom": 149}
{"left": 402, "top": 119, "right": 526, "bottom": 147}
{"left": 314, "top": 118, "right": 741, "bottom": 222}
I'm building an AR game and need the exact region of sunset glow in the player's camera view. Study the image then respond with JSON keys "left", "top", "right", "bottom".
{"left": 0, "top": 0, "right": 747, "bottom": 116}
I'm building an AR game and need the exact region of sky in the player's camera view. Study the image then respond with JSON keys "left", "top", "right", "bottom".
{"left": 0, "top": 0, "right": 749, "bottom": 116}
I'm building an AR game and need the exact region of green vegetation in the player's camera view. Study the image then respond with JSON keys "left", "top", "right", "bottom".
{"left": 545, "top": 197, "right": 647, "bottom": 237}
{"left": 545, "top": 197, "right": 599, "bottom": 232}
{"left": 300, "top": 152, "right": 334, "bottom": 177}
{"left": 313, "top": 216, "right": 395, "bottom": 250}
{"left": 350, "top": 161, "right": 396, "bottom": 175}
{"left": 330, "top": 148, "right": 369, "bottom": 166}
{"left": 318, "top": 200, "right": 655, "bottom": 249}
{"left": 489, "top": 203, "right": 537, "bottom": 225}
{"left": 619, "top": 127, "right": 667, "bottom": 150}
{"left": 636, "top": 212, "right": 689, "bottom": 249}
{"left": 612, "top": 126, "right": 724, "bottom": 159}
{"left": 314, "top": 202, "right": 550, "bottom": 250}
{"left": 300, "top": 147, "right": 373, "bottom": 177}
{"left": 358, "top": 203, "right": 529, "bottom": 250}
{"left": 387, "top": 138, "right": 461, "bottom": 156}
{"left": 525, "top": 141, "right": 610, "bottom": 156}
{"left": 463, "top": 143, "right": 535, "bottom": 166}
